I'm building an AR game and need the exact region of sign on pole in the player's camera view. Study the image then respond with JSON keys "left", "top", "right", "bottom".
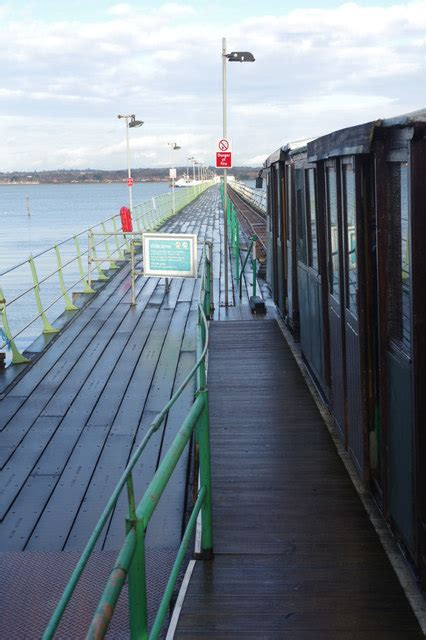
{"left": 127, "top": 177, "right": 134, "bottom": 187}
{"left": 216, "top": 152, "right": 232, "bottom": 168}
{"left": 169, "top": 168, "right": 177, "bottom": 179}
{"left": 215, "top": 138, "right": 232, "bottom": 169}
{"left": 143, "top": 233, "right": 198, "bottom": 278}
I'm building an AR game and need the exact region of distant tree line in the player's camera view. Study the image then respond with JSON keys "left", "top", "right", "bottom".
{"left": 0, "top": 167, "right": 262, "bottom": 184}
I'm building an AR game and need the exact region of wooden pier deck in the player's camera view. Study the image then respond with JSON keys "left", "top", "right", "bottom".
{"left": 175, "top": 320, "right": 424, "bottom": 639}
{"left": 0, "top": 186, "right": 274, "bottom": 637}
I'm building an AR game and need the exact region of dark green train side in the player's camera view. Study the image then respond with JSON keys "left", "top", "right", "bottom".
{"left": 264, "top": 110, "right": 426, "bottom": 590}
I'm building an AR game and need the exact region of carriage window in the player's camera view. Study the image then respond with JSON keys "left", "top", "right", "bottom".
{"left": 388, "top": 162, "right": 411, "bottom": 353}
{"left": 326, "top": 165, "right": 339, "bottom": 299}
{"left": 306, "top": 168, "right": 319, "bottom": 271}
{"left": 296, "top": 169, "right": 307, "bottom": 264}
{"left": 343, "top": 162, "right": 357, "bottom": 313}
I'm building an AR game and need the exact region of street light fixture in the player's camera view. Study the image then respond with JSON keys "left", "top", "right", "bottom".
{"left": 168, "top": 142, "right": 181, "bottom": 215}
{"left": 222, "top": 38, "right": 255, "bottom": 307}
{"left": 117, "top": 114, "right": 143, "bottom": 214}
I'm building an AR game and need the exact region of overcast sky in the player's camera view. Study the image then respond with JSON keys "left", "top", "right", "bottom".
{"left": 1, "top": 0, "right": 426, "bottom": 171}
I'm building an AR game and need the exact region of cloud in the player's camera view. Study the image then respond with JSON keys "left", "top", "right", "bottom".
{"left": 0, "top": 1, "right": 426, "bottom": 170}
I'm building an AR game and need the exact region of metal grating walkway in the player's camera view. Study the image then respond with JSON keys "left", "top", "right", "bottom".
{"left": 175, "top": 319, "right": 423, "bottom": 639}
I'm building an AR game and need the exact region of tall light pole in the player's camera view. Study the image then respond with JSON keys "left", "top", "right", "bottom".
{"left": 117, "top": 114, "right": 143, "bottom": 214}
{"left": 221, "top": 38, "right": 255, "bottom": 307}
{"left": 168, "top": 142, "right": 181, "bottom": 215}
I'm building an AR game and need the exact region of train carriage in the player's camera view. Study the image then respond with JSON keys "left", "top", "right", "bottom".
{"left": 264, "top": 109, "right": 426, "bottom": 589}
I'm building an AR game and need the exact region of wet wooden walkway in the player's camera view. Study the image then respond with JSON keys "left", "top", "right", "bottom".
{"left": 175, "top": 320, "right": 424, "bottom": 639}
{"left": 0, "top": 186, "right": 270, "bottom": 554}
{"left": 0, "top": 186, "right": 274, "bottom": 637}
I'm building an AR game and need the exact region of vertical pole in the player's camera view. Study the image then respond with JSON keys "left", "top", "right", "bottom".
{"left": 208, "top": 242, "right": 214, "bottom": 316}
{"left": 252, "top": 238, "right": 257, "bottom": 298}
{"left": 222, "top": 37, "right": 229, "bottom": 307}
{"left": 126, "top": 118, "right": 133, "bottom": 215}
{"left": 54, "top": 245, "right": 78, "bottom": 311}
{"left": 88, "top": 230, "right": 92, "bottom": 289}
{"left": 205, "top": 255, "right": 211, "bottom": 319}
{"left": 130, "top": 239, "right": 136, "bottom": 306}
{"left": 172, "top": 174, "right": 176, "bottom": 215}
{"left": 73, "top": 235, "right": 94, "bottom": 294}
{"left": 197, "top": 389, "right": 214, "bottom": 559}
{"left": 29, "top": 257, "right": 59, "bottom": 334}
{"left": 0, "top": 288, "right": 30, "bottom": 364}
{"left": 127, "top": 519, "right": 149, "bottom": 640}
{"left": 235, "top": 218, "right": 240, "bottom": 285}
{"left": 112, "top": 217, "right": 125, "bottom": 259}
{"left": 151, "top": 197, "right": 157, "bottom": 229}
{"left": 101, "top": 223, "right": 118, "bottom": 269}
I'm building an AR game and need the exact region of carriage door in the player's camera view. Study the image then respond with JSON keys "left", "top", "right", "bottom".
{"left": 325, "top": 159, "right": 346, "bottom": 442}
{"left": 274, "top": 164, "right": 286, "bottom": 316}
{"left": 342, "top": 157, "right": 365, "bottom": 475}
{"left": 385, "top": 154, "right": 414, "bottom": 554}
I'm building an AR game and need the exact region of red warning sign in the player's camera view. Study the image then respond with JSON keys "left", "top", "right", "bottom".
{"left": 216, "top": 152, "right": 232, "bottom": 168}
{"left": 127, "top": 177, "right": 134, "bottom": 187}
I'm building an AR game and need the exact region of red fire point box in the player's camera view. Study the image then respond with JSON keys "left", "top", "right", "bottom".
{"left": 120, "top": 206, "right": 133, "bottom": 232}
{"left": 127, "top": 177, "right": 134, "bottom": 187}
{"left": 216, "top": 152, "right": 232, "bottom": 168}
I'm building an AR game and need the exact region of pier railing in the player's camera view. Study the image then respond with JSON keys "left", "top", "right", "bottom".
{"left": 0, "top": 182, "right": 213, "bottom": 365}
{"left": 231, "top": 180, "right": 266, "bottom": 214}
{"left": 43, "top": 242, "right": 214, "bottom": 640}
{"left": 220, "top": 184, "right": 258, "bottom": 298}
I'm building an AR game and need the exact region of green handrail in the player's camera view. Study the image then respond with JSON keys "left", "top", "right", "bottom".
{"left": 239, "top": 235, "right": 258, "bottom": 299}
{"left": 43, "top": 242, "right": 214, "bottom": 640}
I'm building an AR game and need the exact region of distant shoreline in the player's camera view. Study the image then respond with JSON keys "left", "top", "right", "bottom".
{"left": 0, "top": 180, "right": 170, "bottom": 186}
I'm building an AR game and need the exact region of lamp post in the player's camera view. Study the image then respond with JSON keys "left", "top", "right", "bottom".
{"left": 168, "top": 142, "right": 181, "bottom": 215}
{"left": 117, "top": 114, "right": 143, "bottom": 214}
{"left": 221, "top": 38, "right": 255, "bottom": 307}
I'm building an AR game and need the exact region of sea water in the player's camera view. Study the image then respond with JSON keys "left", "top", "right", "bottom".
{"left": 0, "top": 182, "right": 171, "bottom": 356}
{"left": 0, "top": 180, "right": 259, "bottom": 357}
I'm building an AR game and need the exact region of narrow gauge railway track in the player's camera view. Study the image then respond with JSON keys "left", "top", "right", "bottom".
{"left": 227, "top": 186, "right": 267, "bottom": 263}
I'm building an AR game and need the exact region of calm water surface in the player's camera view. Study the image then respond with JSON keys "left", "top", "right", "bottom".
{"left": 0, "top": 182, "right": 170, "bottom": 272}
{"left": 0, "top": 180, "right": 259, "bottom": 356}
{"left": 0, "top": 182, "right": 171, "bottom": 356}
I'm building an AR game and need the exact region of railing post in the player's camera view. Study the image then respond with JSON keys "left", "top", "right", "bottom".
{"left": 0, "top": 288, "right": 30, "bottom": 364}
{"left": 73, "top": 235, "right": 95, "bottom": 294}
{"left": 28, "top": 257, "right": 59, "bottom": 334}
{"left": 151, "top": 197, "right": 157, "bottom": 229}
{"left": 196, "top": 389, "right": 213, "bottom": 560}
{"left": 130, "top": 239, "right": 136, "bottom": 306}
{"left": 54, "top": 245, "right": 78, "bottom": 311}
{"left": 101, "top": 223, "right": 118, "bottom": 269}
{"left": 252, "top": 238, "right": 257, "bottom": 298}
{"left": 127, "top": 517, "right": 149, "bottom": 640}
{"left": 205, "top": 257, "right": 211, "bottom": 320}
{"left": 89, "top": 229, "right": 108, "bottom": 281}
{"left": 111, "top": 218, "right": 125, "bottom": 260}
{"left": 235, "top": 218, "right": 240, "bottom": 285}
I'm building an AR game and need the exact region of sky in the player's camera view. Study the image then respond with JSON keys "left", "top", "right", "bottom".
{"left": 1, "top": 1, "right": 426, "bottom": 171}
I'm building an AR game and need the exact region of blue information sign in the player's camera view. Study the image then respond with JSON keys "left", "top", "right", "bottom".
{"left": 143, "top": 233, "right": 197, "bottom": 278}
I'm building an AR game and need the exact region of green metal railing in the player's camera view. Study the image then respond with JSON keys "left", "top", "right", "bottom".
{"left": 43, "top": 242, "right": 214, "bottom": 640}
{"left": 0, "top": 182, "right": 213, "bottom": 366}
{"left": 219, "top": 183, "right": 257, "bottom": 298}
